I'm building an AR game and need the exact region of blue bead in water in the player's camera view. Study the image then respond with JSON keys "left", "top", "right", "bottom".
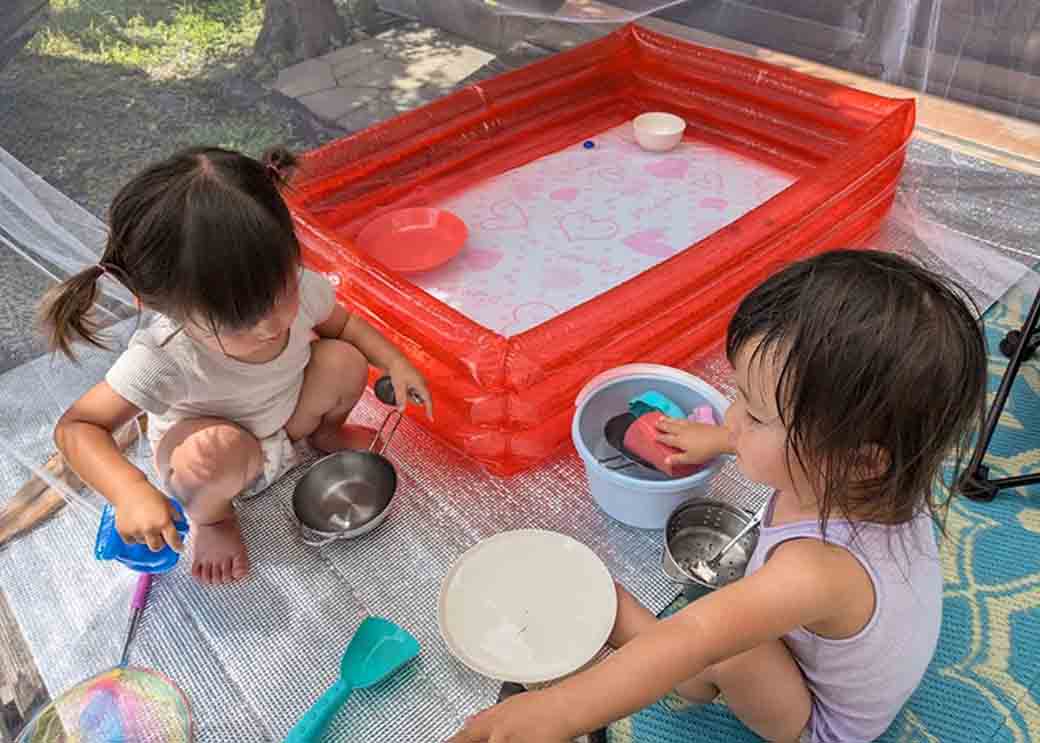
{"left": 583, "top": 140, "right": 595, "bottom": 149}
{"left": 94, "top": 498, "right": 190, "bottom": 573}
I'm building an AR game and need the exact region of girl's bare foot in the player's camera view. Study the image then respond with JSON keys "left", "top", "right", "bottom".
{"left": 191, "top": 514, "right": 249, "bottom": 584}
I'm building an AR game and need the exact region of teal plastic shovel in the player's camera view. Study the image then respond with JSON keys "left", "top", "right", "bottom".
{"left": 284, "top": 617, "right": 420, "bottom": 743}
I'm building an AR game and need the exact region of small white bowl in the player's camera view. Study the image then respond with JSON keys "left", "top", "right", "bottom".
{"left": 633, "top": 112, "right": 687, "bottom": 152}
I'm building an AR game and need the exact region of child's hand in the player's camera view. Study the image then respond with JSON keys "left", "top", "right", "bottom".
{"left": 655, "top": 417, "right": 733, "bottom": 469}
{"left": 387, "top": 359, "right": 433, "bottom": 420}
{"left": 448, "top": 689, "right": 575, "bottom": 743}
{"left": 115, "top": 482, "right": 184, "bottom": 553}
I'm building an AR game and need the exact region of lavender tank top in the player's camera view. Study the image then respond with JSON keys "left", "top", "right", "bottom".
{"left": 745, "top": 495, "right": 943, "bottom": 743}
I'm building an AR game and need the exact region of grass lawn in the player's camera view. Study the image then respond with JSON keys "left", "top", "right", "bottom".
{"left": 0, "top": 0, "right": 356, "bottom": 215}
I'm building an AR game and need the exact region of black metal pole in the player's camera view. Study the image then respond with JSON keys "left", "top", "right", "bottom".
{"left": 961, "top": 287, "right": 1040, "bottom": 501}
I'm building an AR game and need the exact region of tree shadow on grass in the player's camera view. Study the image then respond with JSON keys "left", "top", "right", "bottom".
{"left": 1, "top": 50, "right": 343, "bottom": 216}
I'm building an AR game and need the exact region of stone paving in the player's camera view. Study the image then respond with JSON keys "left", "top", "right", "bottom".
{"left": 274, "top": 24, "right": 497, "bottom": 131}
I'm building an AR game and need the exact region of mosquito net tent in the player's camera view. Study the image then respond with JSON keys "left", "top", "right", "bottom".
{"left": 1, "top": 1, "right": 1038, "bottom": 741}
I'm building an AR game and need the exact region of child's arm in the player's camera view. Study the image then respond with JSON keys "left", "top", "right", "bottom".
{"left": 55, "top": 382, "right": 183, "bottom": 552}
{"left": 656, "top": 417, "right": 734, "bottom": 467}
{"left": 314, "top": 304, "right": 433, "bottom": 419}
{"left": 450, "top": 538, "right": 860, "bottom": 742}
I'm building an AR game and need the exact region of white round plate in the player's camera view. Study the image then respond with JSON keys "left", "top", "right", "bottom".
{"left": 438, "top": 529, "right": 618, "bottom": 685}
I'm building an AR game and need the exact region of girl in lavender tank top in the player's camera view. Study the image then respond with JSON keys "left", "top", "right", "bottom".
{"left": 451, "top": 250, "right": 988, "bottom": 743}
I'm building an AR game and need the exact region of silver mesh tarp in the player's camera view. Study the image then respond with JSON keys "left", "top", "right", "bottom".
{"left": 3, "top": 5, "right": 1040, "bottom": 739}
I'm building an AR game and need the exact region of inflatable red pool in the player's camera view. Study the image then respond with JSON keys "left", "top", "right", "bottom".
{"left": 286, "top": 24, "right": 914, "bottom": 476}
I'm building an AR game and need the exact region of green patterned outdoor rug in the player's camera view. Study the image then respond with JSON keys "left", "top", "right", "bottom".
{"left": 608, "top": 275, "right": 1040, "bottom": 743}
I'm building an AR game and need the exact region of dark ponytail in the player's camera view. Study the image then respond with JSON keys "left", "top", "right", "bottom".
{"left": 39, "top": 264, "right": 111, "bottom": 359}
{"left": 262, "top": 145, "right": 298, "bottom": 188}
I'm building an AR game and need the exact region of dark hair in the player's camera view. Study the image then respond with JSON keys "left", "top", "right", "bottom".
{"left": 726, "top": 249, "right": 987, "bottom": 533}
{"left": 39, "top": 146, "right": 301, "bottom": 358}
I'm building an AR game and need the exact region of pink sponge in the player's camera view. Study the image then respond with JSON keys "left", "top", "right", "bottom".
{"left": 689, "top": 405, "right": 716, "bottom": 424}
{"left": 622, "top": 411, "right": 703, "bottom": 478}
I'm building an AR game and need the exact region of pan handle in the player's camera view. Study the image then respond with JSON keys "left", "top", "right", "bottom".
{"left": 374, "top": 375, "right": 397, "bottom": 407}
{"left": 374, "top": 375, "right": 426, "bottom": 408}
{"left": 300, "top": 526, "right": 342, "bottom": 548}
{"left": 371, "top": 376, "right": 405, "bottom": 457}
{"left": 371, "top": 373, "right": 427, "bottom": 456}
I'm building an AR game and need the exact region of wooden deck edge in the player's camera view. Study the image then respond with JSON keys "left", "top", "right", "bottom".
{"left": 638, "top": 18, "right": 1040, "bottom": 176}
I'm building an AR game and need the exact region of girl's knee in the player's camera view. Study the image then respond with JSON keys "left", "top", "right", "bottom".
{"left": 288, "top": 342, "right": 368, "bottom": 441}
{"left": 675, "top": 668, "right": 721, "bottom": 705}
{"left": 311, "top": 338, "right": 364, "bottom": 367}
{"left": 702, "top": 653, "right": 749, "bottom": 692}
{"left": 170, "top": 423, "right": 261, "bottom": 491}
{"left": 699, "top": 662, "right": 724, "bottom": 690}
{"left": 308, "top": 340, "right": 368, "bottom": 395}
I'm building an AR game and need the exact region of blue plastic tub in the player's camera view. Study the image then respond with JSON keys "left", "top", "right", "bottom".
{"left": 572, "top": 364, "right": 730, "bottom": 529}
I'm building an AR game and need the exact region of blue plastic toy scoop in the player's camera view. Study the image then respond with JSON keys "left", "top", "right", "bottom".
{"left": 95, "top": 498, "right": 189, "bottom": 574}
{"left": 284, "top": 617, "right": 420, "bottom": 743}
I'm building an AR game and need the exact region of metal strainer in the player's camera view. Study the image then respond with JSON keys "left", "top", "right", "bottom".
{"left": 662, "top": 499, "right": 761, "bottom": 597}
